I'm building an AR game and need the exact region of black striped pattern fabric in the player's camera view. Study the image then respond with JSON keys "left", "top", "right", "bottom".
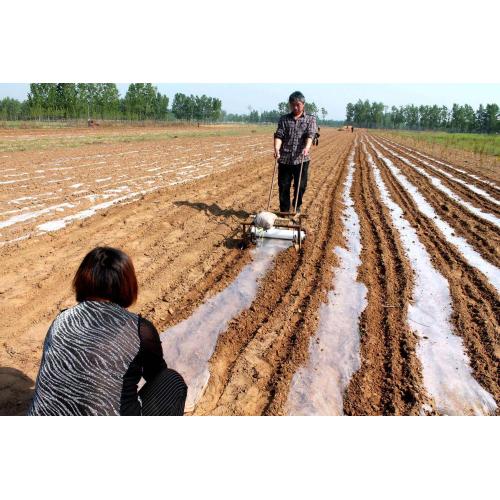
{"left": 28, "top": 301, "right": 140, "bottom": 416}
{"left": 138, "top": 368, "right": 187, "bottom": 416}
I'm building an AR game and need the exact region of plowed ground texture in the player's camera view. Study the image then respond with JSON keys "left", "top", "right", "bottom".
{"left": 1, "top": 127, "right": 498, "bottom": 415}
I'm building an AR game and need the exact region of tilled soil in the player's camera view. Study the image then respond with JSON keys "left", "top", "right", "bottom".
{"left": 377, "top": 132, "right": 500, "bottom": 181}
{"left": 195, "top": 132, "right": 353, "bottom": 415}
{"left": 364, "top": 137, "right": 499, "bottom": 409}
{"left": 1, "top": 127, "right": 498, "bottom": 415}
{"left": 367, "top": 137, "right": 500, "bottom": 267}
{"left": 375, "top": 136, "right": 500, "bottom": 214}
{"left": 0, "top": 131, "right": 270, "bottom": 244}
{"left": 342, "top": 142, "right": 427, "bottom": 415}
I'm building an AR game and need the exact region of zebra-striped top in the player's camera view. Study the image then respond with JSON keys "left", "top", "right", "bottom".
{"left": 28, "top": 300, "right": 170, "bottom": 416}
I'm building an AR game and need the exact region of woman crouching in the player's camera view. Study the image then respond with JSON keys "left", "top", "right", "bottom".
{"left": 28, "top": 246, "right": 187, "bottom": 416}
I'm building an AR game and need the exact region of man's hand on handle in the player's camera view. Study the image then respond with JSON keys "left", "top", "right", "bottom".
{"left": 274, "top": 137, "right": 282, "bottom": 160}
{"left": 302, "top": 137, "right": 313, "bottom": 159}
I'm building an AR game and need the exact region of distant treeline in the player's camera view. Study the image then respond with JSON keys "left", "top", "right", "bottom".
{"left": 0, "top": 83, "right": 223, "bottom": 122}
{"left": 222, "top": 102, "right": 341, "bottom": 125}
{"left": 346, "top": 99, "right": 500, "bottom": 133}
{"left": 0, "top": 88, "right": 341, "bottom": 126}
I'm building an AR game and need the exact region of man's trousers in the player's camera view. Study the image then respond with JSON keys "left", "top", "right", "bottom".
{"left": 277, "top": 161, "right": 309, "bottom": 212}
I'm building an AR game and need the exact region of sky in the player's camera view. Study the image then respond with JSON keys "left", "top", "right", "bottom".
{"left": 1, "top": 83, "right": 498, "bottom": 121}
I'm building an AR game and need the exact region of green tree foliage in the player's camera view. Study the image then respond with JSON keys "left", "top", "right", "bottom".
{"left": 56, "top": 84, "right": 77, "bottom": 118}
{"left": 28, "top": 84, "right": 55, "bottom": 119}
{"left": 97, "top": 83, "right": 121, "bottom": 119}
{"left": 439, "top": 106, "right": 449, "bottom": 128}
{"left": 248, "top": 110, "right": 260, "bottom": 123}
{"left": 124, "top": 83, "right": 166, "bottom": 120}
{"left": 485, "top": 104, "right": 499, "bottom": 133}
{"left": 344, "top": 99, "right": 499, "bottom": 133}
{"left": 220, "top": 100, "right": 330, "bottom": 125}
{"left": 23, "top": 83, "right": 167, "bottom": 121}
{"left": 475, "top": 104, "right": 487, "bottom": 133}
{"left": 370, "top": 102, "right": 385, "bottom": 128}
{"left": 171, "top": 93, "right": 221, "bottom": 122}
{"left": 278, "top": 102, "right": 288, "bottom": 115}
{"left": 0, "top": 97, "right": 27, "bottom": 120}
{"left": 305, "top": 102, "right": 319, "bottom": 116}
{"left": 76, "top": 83, "right": 97, "bottom": 118}
{"left": 462, "top": 104, "right": 476, "bottom": 133}
{"left": 260, "top": 110, "right": 280, "bottom": 122}
{"left": 345, "top": 103, "right": 355, "bottom": 124}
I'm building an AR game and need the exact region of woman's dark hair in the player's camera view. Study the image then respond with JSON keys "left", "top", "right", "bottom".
{"left": 289, "top": 91, "right": 305, "bottom": 103}
{"left": 72, "top": 247, "right": 138, "bottom": 308}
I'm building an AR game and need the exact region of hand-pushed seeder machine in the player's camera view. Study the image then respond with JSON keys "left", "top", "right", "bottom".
{"left": 241, "top": 156, "right": 307, "bottom": 250}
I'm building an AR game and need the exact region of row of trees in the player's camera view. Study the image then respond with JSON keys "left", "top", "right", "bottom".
{"left": 0, "top": 97, "right": 29, "bottom": 121}
{"left": 171, "top": 93, "right": 222, "bottom": 122}
{"left": 222, "top": 102, "right": 332, "bottom": 124}
{"left": 2, "top": 90, "right": 332, "bottom": 124}
{"left": 0, "top": 84, "right": 223, "bottom": 122}
{"left": 24, "top": 83, "right": 171, "bottom": 120}
{"left": 345, "top": 100, "right": 500, "bottom": 133}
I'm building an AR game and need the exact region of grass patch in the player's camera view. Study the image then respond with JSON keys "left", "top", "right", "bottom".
{"left": 383, "top": 130, "right": 500, "bottom": 157}
{"left": 0, "top": 120, "right": 73, "bottom": 129}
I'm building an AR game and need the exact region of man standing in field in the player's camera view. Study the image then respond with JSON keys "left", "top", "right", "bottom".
{"left": 274, "top": 91, "right": 318, "bottom": 214}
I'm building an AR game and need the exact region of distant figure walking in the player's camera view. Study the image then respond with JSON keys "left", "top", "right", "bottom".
{"left": 313, "top": 126, "right": 321, "bottom": 146}
{"left": 28, "top": 246, "right": 187, "bottom": 416}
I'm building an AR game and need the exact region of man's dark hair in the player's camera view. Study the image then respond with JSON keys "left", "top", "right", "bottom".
{"left": 73, "top": 246, "right": 138, "bottom": 308}
{"left": 288, "top": 91, "right": 305, "bottom": 103}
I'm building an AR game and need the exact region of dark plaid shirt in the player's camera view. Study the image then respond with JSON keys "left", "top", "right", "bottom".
{"left": 274, "top": 112, "right": 318, "bottom": 165}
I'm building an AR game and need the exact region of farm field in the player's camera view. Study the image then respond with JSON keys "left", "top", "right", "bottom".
{"left": 0, "top": 123, "right": 273, "bottom": 152}
{"left": 380, "top": 130, "right": 500, "bottom": 175}
{"left": 0, "top": 126, "right": 498, "bottom": 415}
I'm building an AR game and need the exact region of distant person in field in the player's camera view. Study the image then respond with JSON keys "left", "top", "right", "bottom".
{"left": 313, "top": 126, "right": 321, "bottom": 146}
{"left": 28, "top": 246, "right": 187, "bottom": 416}
{"left": 352, "top": 126, "right": 354, "bottom": 133}
{"left": 274, "top": 91, "right": 318, "bottom": 214}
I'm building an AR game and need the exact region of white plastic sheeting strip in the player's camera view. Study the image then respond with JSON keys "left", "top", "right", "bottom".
{"left": 372, "top": 138, "right": 500, "bottom": 229}
{"left": 0, "top": 202, "right": 75, "bottom": 229}
{"left": 369, "top": 142, "right": 500, "bottom": 294}
{"left": 26, "top": 175, "right": 208, "bottom": 237}
{"left": 365, "top": 142, "right": 497, "bottom": 415}
{"left": 36, "top": 190, "right": 153, "bottom": 232}
{"left": 382, "top": 138, "right": 500, "bottom": 206}
{"left": 385, "top": 138, "right": 499, "bottom": 190}
{"left": 286, "top": 146, "right": 367, "bottom": 415}
{"left": 161, "top": 239, "right": 291, "bottom": 413}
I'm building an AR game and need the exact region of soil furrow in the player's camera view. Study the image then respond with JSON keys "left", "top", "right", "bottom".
{"left": 376, "top": 132, "right": 499, "bottom": 183}
{"left": 367, "top": 135, "right": 500, "bottom": 408}
{"left": 194, "top": 135, "right": 355, "bottom": 415}
{"left": 2, "top": 126, "right": 498, "bottom": 416}
{"left": 0, "top": 133, "right": 271, "bottom": 242}
{"left": 365, "top": 138, "right": 500, "bottom": 267}
{"left": 377, "top": 136, "right": 500, "bottom": 204}
{"left": 343, "top": 139, "right": 425, "bottom": 415}
{"left": 1, "top": 129, "right": 349, "bottom": 415}
{"left": 140, "top": 133, "right": 345, "bottom": 326}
